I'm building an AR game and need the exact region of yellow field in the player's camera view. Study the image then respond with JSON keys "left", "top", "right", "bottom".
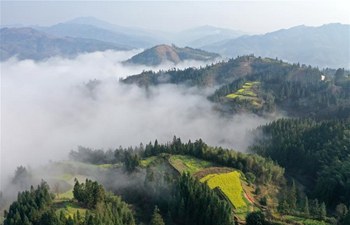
{"left": 141, "top": 156, "right": 158, "bottom": 167}
{"left": 200, "top": 171, "right": 247, "bottom": 209}
{"left": 226, "top": 81, "right": 261, "bottom": 107}
{"left": 169, "top": 155, "right": 213, "bottom": 174}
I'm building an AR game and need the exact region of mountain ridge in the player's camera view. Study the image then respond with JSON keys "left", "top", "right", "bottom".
{"left": 0, "top": 27, "right": 127, "bottom": 61}
{"left": 202, "top": 23, "right": 350, "bottom": 69}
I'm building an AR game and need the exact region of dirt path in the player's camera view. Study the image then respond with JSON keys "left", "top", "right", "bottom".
{"left": 243, "top": 190, "right": 255, "bottom": 204}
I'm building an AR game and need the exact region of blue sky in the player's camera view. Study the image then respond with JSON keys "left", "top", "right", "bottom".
{"left": 1, "top": 1, "right": 349, "bottom": 33}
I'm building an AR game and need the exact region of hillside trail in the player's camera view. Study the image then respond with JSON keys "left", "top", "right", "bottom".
{"left": 243, "top": 189, "right": 255, "bottom": 212}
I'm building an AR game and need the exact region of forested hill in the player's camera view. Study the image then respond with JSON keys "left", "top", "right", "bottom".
{"left": 122, "top": 44, "right": 220, "bottom": 66}
{"left": 249, "top": 118, "right": 350, "bottom": 208}
{"left": 122, "top": 55, "right": 350, "bottom": 120}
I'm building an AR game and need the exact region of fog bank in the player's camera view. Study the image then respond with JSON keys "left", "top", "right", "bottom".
{"left": 1, "top": 50, "right": 269, "bottom": 189}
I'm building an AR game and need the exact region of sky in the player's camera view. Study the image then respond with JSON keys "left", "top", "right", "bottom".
{"left": 1, "top": 0, "right": 349, "bottom": 33}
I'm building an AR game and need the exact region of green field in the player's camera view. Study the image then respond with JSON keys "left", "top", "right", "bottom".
{"left": 54, "top": 201, "right": 87, "bottom": 219}
{"left": 141, "top": 156, "right": 158, "bottom": 167}
{"left": 200, "top": 171, "right": 247, "bottom": 209}
{"left": 226, "top": 81, "right": 261, "bottom": 106}
{"left": 59, "top": 188, "right": 74, "bottom": 199}
{"left": 169, "top": 155, "right": 213, "bottom": 174}
{"left": 284, "top": 216, "right": 330, "bottom": 225}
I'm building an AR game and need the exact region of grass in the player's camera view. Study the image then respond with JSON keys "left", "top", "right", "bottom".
{"left": 200, "top": 171, "right": 246, "bottom": 209}
{"left": 59, "top": 161, "right": 118, "bottom": 170}
{"left": 54, "top": 201, "right": 86, "bottom": 219}
{"left": 141, "top": 156, "right": 158, "bottom": 167}
{"left": 0, "top": 216, "right": 4, "bottom": 224}
{"left": 59, "top": 188, "right": 74, "bottom": 200}
{"left": 284, "top": 216, "right": 330, "bottom": 225}
{"left": 59, "top": 173, "right": 73, "bottom": 181}
{"left": 169, "top": 155, "right": 213, "bottom": 174}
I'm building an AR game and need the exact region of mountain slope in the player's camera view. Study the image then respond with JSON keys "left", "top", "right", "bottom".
{"left": 175, "top": 25, "right": 247, "bottom": 47}
{"left": 0, "top": 27, "right": 125, "bottom": 61}
{"left": 123, "top": 44, "right": 220, "bottom": 66}
{"left": 203, "top": 23, "right": 350, "bottom": 69}
{"left": 123, "top": 55, "right": 350, "bottom": 120}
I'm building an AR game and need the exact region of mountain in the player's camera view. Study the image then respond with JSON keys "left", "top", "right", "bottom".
{"left": 123, "top": 55, "right": 350, "bottom": 120}
{"left": 66, "top": 16, "right": 165, "bottom": 39}
{"left": 0, "top": 27, "right": 126, "bottom": 61}
{"left": 122, "top": 44, "right": 220, "bottom": 66}
{"left": 34, "top": 17, "right": 165, "bottom": 49}
{"left": 202, "top": 23, "right": 350, "bottom": 69}
{"left": 174, "top": 25, "right": 247, "bottom": 48}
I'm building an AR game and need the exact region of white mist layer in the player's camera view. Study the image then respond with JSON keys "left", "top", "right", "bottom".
{"left": 1, "top": 50, "right": 268, "bottom": 189}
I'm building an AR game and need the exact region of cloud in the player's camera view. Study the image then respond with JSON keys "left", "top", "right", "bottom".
{"left": 0, "top": 50, "right": 269, "bottom": 190}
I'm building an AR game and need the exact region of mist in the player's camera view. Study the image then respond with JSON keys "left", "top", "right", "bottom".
{"left": 1, "top": 50, "right": 270, "bottom": 190}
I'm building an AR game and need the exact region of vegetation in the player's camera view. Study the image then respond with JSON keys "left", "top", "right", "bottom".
{"left": 123, "top": 55, "right": 350, "bottom": 120}
{"left": 3, "top": 179, "right": 135, "bottom": 225}
{"left": 249, "top": 118, "right": 350, "bottom": 207}
{"left": 200, "top": 171, "right": 246, "bottom": 209}
{"left": 169, "top": 155, "right": 213, "bottom": 174}
{"left": 123, "top": 44, "right": 219, "bottom": 66}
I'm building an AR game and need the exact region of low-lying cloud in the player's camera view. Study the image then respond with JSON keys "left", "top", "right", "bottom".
{"left": 1, "top": 50, "right": 269, "bottom": 189}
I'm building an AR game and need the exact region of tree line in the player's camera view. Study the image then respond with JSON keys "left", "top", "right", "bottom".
{"left": 3, "top": 179, "right": 135, "bottom": 225}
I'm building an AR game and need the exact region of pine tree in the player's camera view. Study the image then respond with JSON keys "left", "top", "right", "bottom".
{"left": 277, "top": 192, "right": 290, "bottom": 216}
{"left": 150, "top": 206, "right": 165, "bottom": 225}
{"left": 303, "top": 197, "right": 309, "bottom": 217}
{"left": 287, "top": 180, "right": 297, "bottom": 211}
{"left": 311, "top": 199, "right": 319, "bottom": 219}
{"left": 165, "top": 211, "right": 173, "bottom": 225}
{"left": 319, "top": 202, "right": 326, "bottom": 220}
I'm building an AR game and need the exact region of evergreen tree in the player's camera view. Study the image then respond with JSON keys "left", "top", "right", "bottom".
{"left": 150, "top": 206, "right": 165, "bottom": 225}
{"left": 311, "top": 199, "right": 320, "bottom": 219}
{"left": 319, "top": 202, "right": 326, "bottom": 220}
{"left": 287, "top": 180, "right": 297, "bottom": 211}
{"left": 165, "top": 211, "right": 173, "bottom": 225}
{"left": 246, "top": 211, "right": 267, "bottom": 225}
{"left": 303, "top": 197, "right": 310, "bottom": 217}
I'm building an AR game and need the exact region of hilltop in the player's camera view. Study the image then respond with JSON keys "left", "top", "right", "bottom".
{"left": 122, "top": 44, "right": 220, "bottom": 66}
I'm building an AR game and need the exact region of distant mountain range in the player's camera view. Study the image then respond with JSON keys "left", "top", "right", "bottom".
{"left": 0, "top": 27, "right": 126, "bottom": 61}
{"left": 33, "top": 18, "right": 160, "bottom": 49}
{"left": 202, "top": 23, "right": 350, "bottom": 69}
{"left": 123, "top": 44, "right": 220, "bottom": 66}
{"left": 1, "top": 17, "right": 349, "bottom": 69}
{"left": 173, "top": 25, "right": 247, "bottom": 48}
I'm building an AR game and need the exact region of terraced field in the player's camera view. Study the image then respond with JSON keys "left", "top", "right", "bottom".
{"left": 169, "top": 155, "right": 213, "bottom": 174}
{"left": 200, "top": 171, "right": 246, "bottom": 209}
{"left": 226, "top": 81, "right": 261, "bottom": 106}
{"left": 141, "top": 156, "right": 158, "bottom": 167}
{"left": 200, "top": 171, "right": 258, "bottom": 220}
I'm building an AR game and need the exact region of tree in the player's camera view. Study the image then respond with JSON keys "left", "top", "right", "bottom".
{"left": 303, "top": 197, "right": 309, "bottom": 217}
{"left": 11, "top": 166, "right": 31, "bottom": 189}
{"left": 311, "top": 199, "right": 319, "bottom": 219}
{"left": 165, "top": 211, "right": 173, "bottom": 225}
{"left": 53, "top": 182, "right": 60, "bottom": 199}
{"left": 150, "top": 206, "right": 165, "bottom": 225}
{"left": 287, "top": 180, "right": 297, "bottom": 211}
{"left": 319, "top": 202, "right": 326, "bottom": 220}
{"left": 246, "top": 211, "right": 266, "bottom": 225}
